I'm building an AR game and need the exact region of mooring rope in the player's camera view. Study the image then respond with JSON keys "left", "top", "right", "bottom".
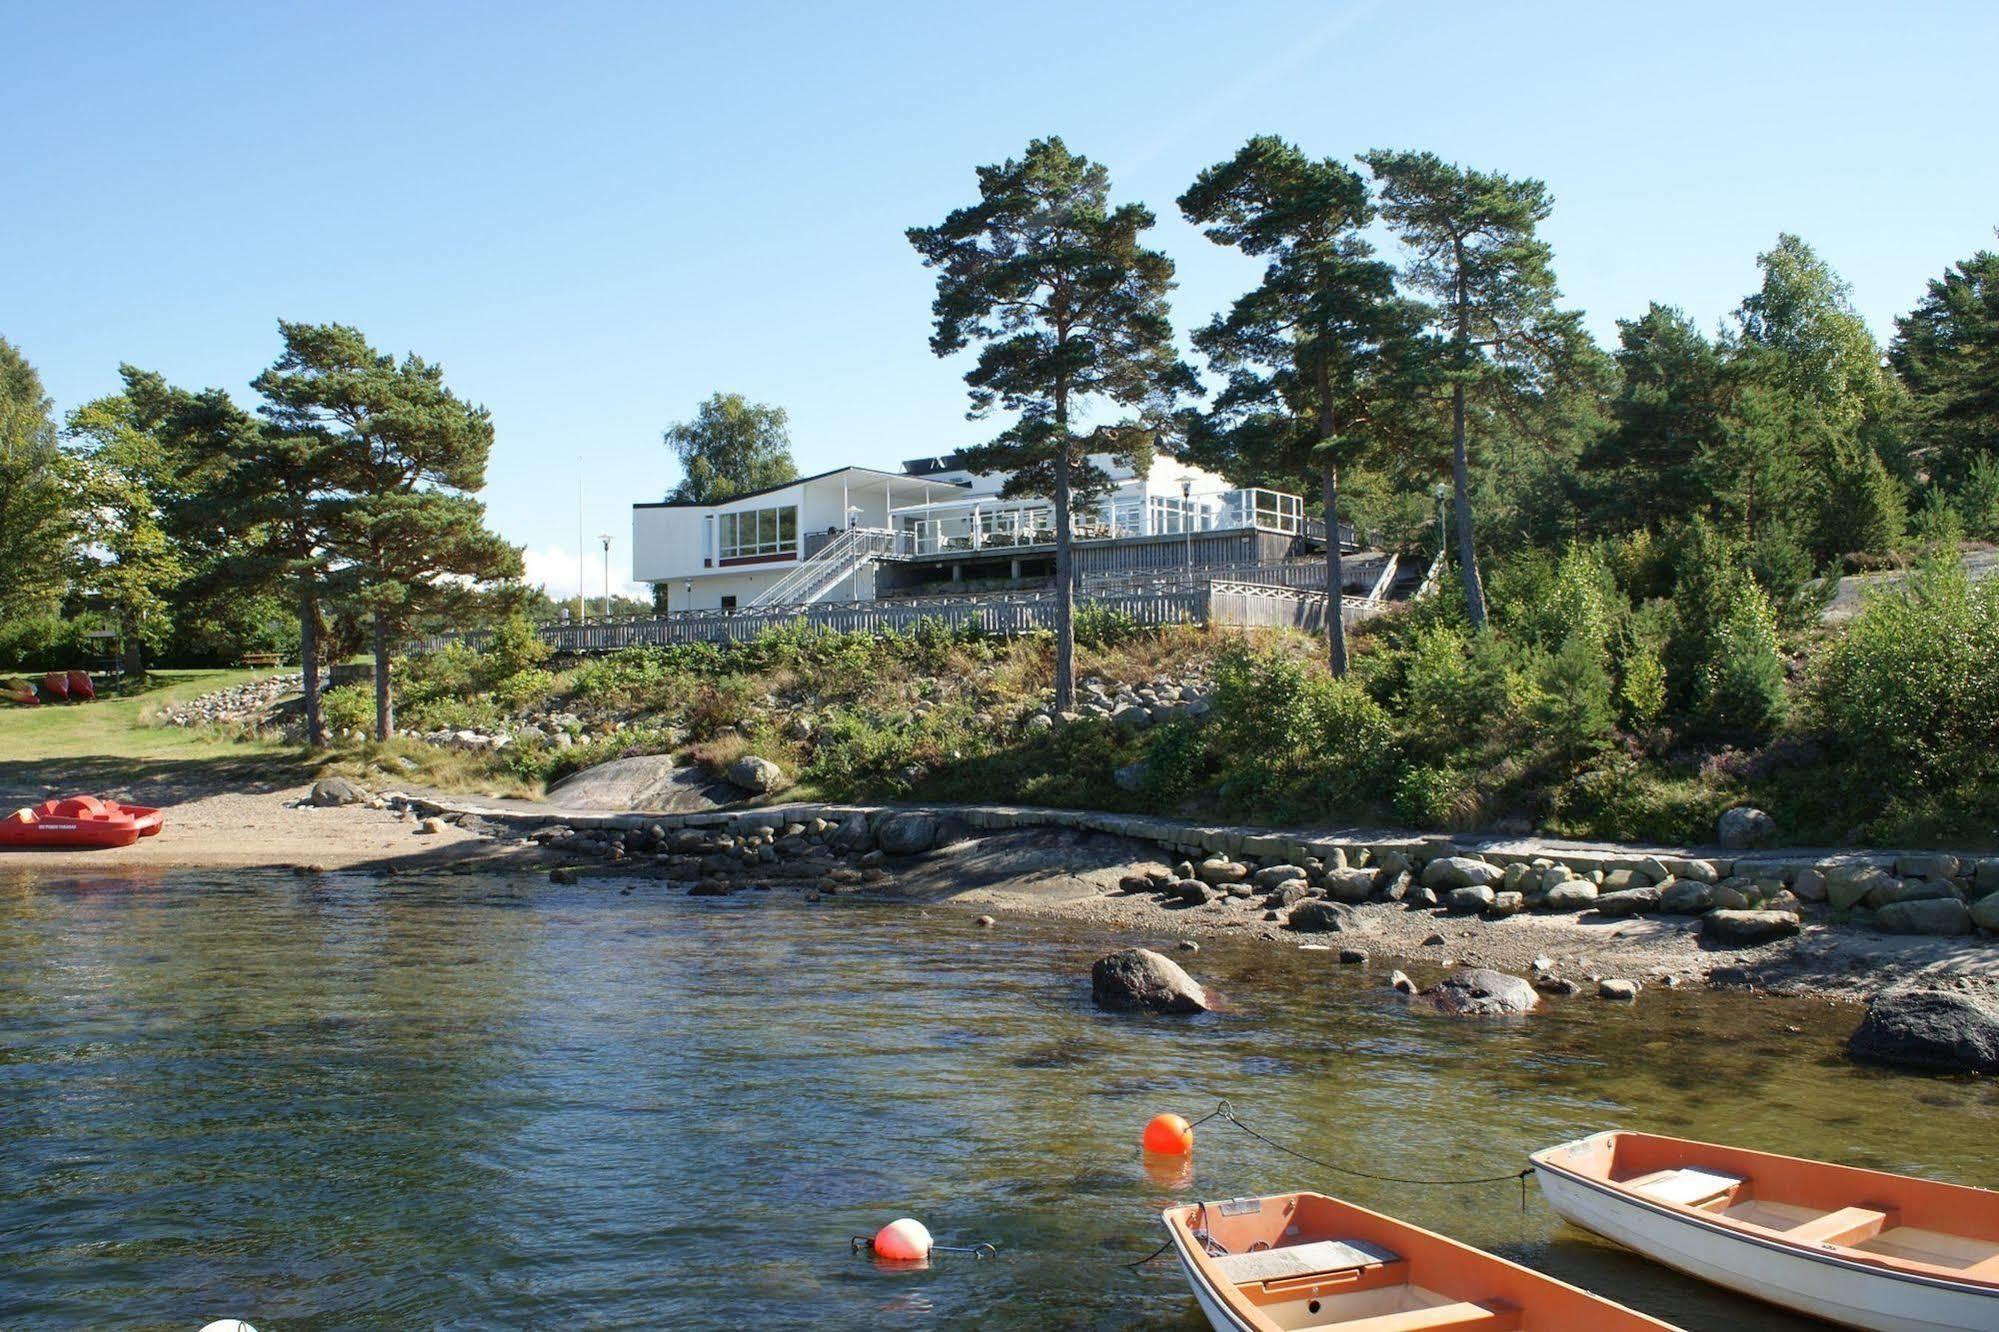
{"left": 1126, "top": 1100, "right": 1537, "bottom": 1269}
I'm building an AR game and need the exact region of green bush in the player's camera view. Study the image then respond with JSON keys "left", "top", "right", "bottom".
{"left": 1807, "top": 556, "right": 1999, "bottom": 803}
{"left": 1399, "top": 625, "right": 1511, "bottom": 740}
{"left": 1393, "top": 762, "right": 1479, "bottom": 830}
{"left": 1951, "top": 453, "right": 1999, "bottom": 540}
{"left": 1073, "top": 603, "right": 1144, "bottom": 648}
{"left": 1544, "top": 754, "right": 1726, "bottom": 844}
{"left": 1207, "top": 644, "right": 1397, "bottom": 814}
{"left": 321, "top": 683, "right": 375, "bottom": 736}
{"left": 1530, "top": 632, "right": 1617, "bottom": 757}
{"left": 1694, "top": 579, "right": 1788, "bottom": 733}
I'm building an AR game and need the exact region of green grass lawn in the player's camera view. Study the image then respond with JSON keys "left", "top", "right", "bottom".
{"left": 0, "top": 669, "right": 299, "bottom": 763}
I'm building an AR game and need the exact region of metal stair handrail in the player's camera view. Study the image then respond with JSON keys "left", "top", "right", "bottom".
{"left": 745, "top": 527, "right": 903, "bottom": 609}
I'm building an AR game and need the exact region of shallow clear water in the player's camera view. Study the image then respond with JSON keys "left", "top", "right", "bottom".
{"left": 1, "top": 867, "right": 1995, "bottom": 1330}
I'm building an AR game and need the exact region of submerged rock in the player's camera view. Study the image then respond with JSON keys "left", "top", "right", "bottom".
{"left": 1419, "top": 968, "right": 1540, "bottom": 1016}
{"left": 1847, "top": 989, "right": 1999, "bottom": 1074}
{"left": 1090, "top": 947, "right": 1209, "bottom": 1014}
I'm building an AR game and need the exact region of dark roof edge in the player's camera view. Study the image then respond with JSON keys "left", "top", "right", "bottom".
{"left": 633, "top": 466, "right": 970, "bottom": 510}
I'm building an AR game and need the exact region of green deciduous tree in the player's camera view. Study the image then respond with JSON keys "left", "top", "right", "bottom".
{"left": 1360, "top": 150, "right": 1580, "bottom": 629}
{"left": 663, "top": 393, "right": 799, "bottom": 503}
{"left": 0, "top": 337, "right": 78, "bottom": 619}
{"left": 1179, "top": 134, "right": 1427, "bottom": 674}
{"left": 63, "top": 391, "right": 189, "bottom": 677}
{"left": 254, "top": 322, "right": 521, "bottom": 740}
{"left": 908, "top": 136, "right": 1195, "bottom": 709}
{"left": 1891, "top": 240, "right": 1999, "bottom": 489}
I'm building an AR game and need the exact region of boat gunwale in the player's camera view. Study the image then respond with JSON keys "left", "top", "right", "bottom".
{"left": 1531, "top": 1131, "right": 1999, "bottom": 1298}
{"left": 1160, "top": 1189, "right": 1676, "bottom": 1331}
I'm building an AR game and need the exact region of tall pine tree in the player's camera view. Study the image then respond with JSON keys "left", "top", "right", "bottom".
{"left": 908, "top": 138, "right": 1194, "bottom": 709}
{"left": 1179, "top": 135, "right": 1426, "bottom": 674}
{"left": 1892, "top": 238, "right": 1999, "bottom": 490}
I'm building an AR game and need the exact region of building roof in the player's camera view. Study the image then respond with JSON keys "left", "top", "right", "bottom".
{"left": 632, "top": 465, "right": 970, "bottom": 510}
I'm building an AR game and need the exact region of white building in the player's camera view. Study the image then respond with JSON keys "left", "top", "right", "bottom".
{"left": 631, "top": 451, "right": 1326, "bottom": 612}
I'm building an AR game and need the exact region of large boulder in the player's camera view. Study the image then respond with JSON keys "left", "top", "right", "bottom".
{"left": 726, "top": 755, "right": 785, "bottom": 793}
{"left": 1846, "top": 990, "right": 1999, "bottom": 1074}
{"left": 1322, "top": 868, "right": 1378, "bottom": 903}
{"left": 1659, "top": 878, "right": 1714, "bottom": 915}
{"left": 1701, "top": 909, "right": 1803, "bottom": 946}
{"left": 1867, "top": 877, "right": 1957, "bottom": 909}
{"left": 1593, "top": 886, "right": 1662, "bottom": 917}
{"left": 1541, "top": 880, "right": 1600, "bottom": 912}
{"left": 876, "top": 811, "right": 940, "bottom": 857}
{"left": 1971, "top": 893, "right": 1999, "bottom": 933}
{"left": 1446, "top": 885, "right": 1496, "bottom": 914}
{"left": 1090, "top": 948, "right": 1209, "bottom": 1014}
{"left": 1421, "top": 857, "right": 1504, "bottom": 891}
{"left": 1875, "top": 898, "right": 1972, "bottom": 936}
{"left": 1419, "top": 968, "right": 1540, "bottom": 1016}
{"left": 547, "top": 754, "right": 735, "bottom": 813}
{"left": 1717, "top": 806, "right": 1777, "bottom": 849}
{"left": 1826, "top": 864, "right": 1897, "bottom": 912}
{"left": 1288, "top": 900, "right": 1372, "bottom": 934}
{"left": 309, "top": 777, "right": 370, "bottom": 808}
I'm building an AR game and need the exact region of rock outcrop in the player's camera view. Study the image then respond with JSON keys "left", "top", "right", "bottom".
{"left": 1418, "top": 968, "right": 1540, "bottom": 1016}
{"left": 1846, "top": 989, "right": 1999, "bottom": 1074}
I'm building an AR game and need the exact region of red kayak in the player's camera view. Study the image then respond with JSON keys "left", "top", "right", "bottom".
{"left": 40, "top": 671, "right": 70, "bottom": 701}
{"left": 0, "top": 679, "right": 35, "bottom": 705}
{"left": 66, "top": 670, "right": 96, "bottom": 702}
{"left": 0, "top": 796, "right": 164, "bottom": 850}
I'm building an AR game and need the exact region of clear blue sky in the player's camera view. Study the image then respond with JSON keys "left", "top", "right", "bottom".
{"left": 6, "top": 1, "right": 1995, "bottom": 595}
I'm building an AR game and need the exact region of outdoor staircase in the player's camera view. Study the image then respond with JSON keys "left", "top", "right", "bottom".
{"left": 745, "top": 527, "right": 903, "bottom": 610}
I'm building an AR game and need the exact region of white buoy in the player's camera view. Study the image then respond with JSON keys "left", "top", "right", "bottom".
{"left": 199, "top": 1321, "right": 259, "bottom": 1332}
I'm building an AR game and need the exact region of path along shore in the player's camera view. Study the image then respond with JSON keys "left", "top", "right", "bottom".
{"left": 5, "top": 783, "right": 1996, "bottom": 1006}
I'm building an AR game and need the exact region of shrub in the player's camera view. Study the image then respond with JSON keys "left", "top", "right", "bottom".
{"left": 1951, "top": 453, "right": 1999, "bottom": 540}
{"left": 1806, "top": 556, "right": 1999, "bottom": 802}
{"left": 1815, "top": 439, "right": 1905, "bottom": 559}
{"left": 320, "top": 683, "right": 375, "bottom": 736}
{"left": 1531, "top": 632, "right": 1617, "bottom": 757}
{"left": 1208, "top": 644, "right": 1397, "bottom": 814}
{"left": 1694, "top": 579, "right": 1788, "bottom": 733}
{"left": 1073, "top": 603, "right": 1144, "bottom": 648}
{"left": 1615, "top": 629, "right": 1668, "bottom": 729}
{"left": 1140, "top": 718, "right": 1212, "bottom": 803}
{"left": 1399, "top": 625, "right": 1510, "bottom": 740}
{"left": 1544, "top": 754, "right": 1725, "bottom": 844}
{"left": 1393, "top": 763, "right": 1479, "bottom": 830}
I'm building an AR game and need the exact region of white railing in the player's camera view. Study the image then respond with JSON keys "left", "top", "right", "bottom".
{"left": 1414, "top": 550, "right": 1448, "bottom": 601}
{"left": 745, "top": 527, "right": 906, "bottom": 609}
{"left": 890, "top": 485, "right": 1312, "bottom": 556}
{"left": 1362, "top": 553, "right": 1401, "bottom": 606}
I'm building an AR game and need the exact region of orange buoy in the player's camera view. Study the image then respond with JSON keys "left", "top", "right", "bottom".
{"left": 1142, "top": 1112, "right": 1194, "bottom": 1155}
{"left": 873, "top": 1217, "right": 933, "bottom": 1262}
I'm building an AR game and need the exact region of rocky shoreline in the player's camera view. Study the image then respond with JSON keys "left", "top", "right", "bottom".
{"left": 368, "top": 788, "right": 1999, "bottom": 1015}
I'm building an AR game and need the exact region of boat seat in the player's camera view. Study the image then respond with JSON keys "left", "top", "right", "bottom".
{"left": 1853, "top": 1225, "right": 1999, "bottom": 1271}
{"left": 1328, "top": 1300, "right": 1520, "bottom": 1332}
{"left": 1626, "top": 1166, "right": 1746, "bottom": 1208}
{"left": 1783, "top": 1206, "right": 1890, "bottom": 1247}
{"left": 1213, "top": 1238, "right": 1399, "bottom": 1285}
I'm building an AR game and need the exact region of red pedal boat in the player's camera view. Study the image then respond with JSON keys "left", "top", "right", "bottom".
{"left": 0, "top": 796, "right": 164, "bottom": 850}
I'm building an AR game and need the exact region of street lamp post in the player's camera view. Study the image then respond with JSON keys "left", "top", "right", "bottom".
{"left": 1180, "top": 478, "right": 1193, "bottom": 583}
{"left": 1432, "top": 482, "right": 1450, "bottom": 561}
{"left": 598, "top": 534, "right": 613, "bottom": 619}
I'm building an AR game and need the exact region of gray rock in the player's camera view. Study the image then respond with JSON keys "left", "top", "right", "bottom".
{"left": 1708, "top": 883, "right": 1753, "bottom": 910}
{"left": 1288, "top": 900, "right": 1372, "bottom": 934}
{"left": 1263, "top": 882, "right": 1312, "bottom": 909}
{"left": 1673, "top": 859, "right": 1721, "bottom": 884}
{"left": 1539, "top": 864, "right": 1574, "bottom": 893}
{"left": 1638, "top": 856, "right": 1674, "bottom": 883}
{"left": 1170, "top": 879, "right": 1212, "bottom": 905}
{"left": 1113, "top": 760, "right": 1150, "bottom": 793}
{"left": 1867, "top": 877, "right": 1958, "bottom": 909}
{"left": 1447, "top": 885, "right": 1496, "bottom": 914}
{"left": 1598, "top": 979, "right": 1640, "bottom": 1001}
{"left": 1875, "top": 898, "right": 1972, "bottom": 936}
{"left": 1197, "top": 857, "right": 1250, "bottom": 885}
{"left": 1976, "top": 859, "right": 1999, "bottom": 900}
{"left": 1338, "top": 948, "right": 1368, "bottom": 964}
{"left": 1972, "top": 893, "right": 1999, "bottom": 933}
{"left": 1717, "top": 806, "right": 1777, "bottom": 849}
{"left": 1403, "top": 885, "right": 1439, "bottom": 909}
{"left": 548, "top": 865, "right": 582, "bottom": 885}
{"left": 876, "top": 812, "right": 939, "bottom": 857}
{"left": 1535, "top": 976, "right": 1582, "bottom": 996}
{"left": 309, "top": 777, "right": 370, "bottom": 808}
{"left": 1090, "top": 948, "right": 1209, "bottom": 1014}
{"left": 1542, "top": 881, "right": 1600, "bottom": 911}
{"left": 1323, "top": 868, "right": 1377, "bottom": 903}
{"left": 1110, "top": 702, "right": 1153, "bottom": 731}
{"left": 1419, "top": 968, "right": 1540, "bottom": 1016}
{"left": 1897, "top": 853, "right": 1961, "bottom": 882}
{"left": 1489, "top": 890, "right": 1526, "bottom": 918}
{"left": 1389, "top": 970, "right": 1417, "bottom": 994}
{"left": 1373, "top": 870, "right": 1414, "bottom": 903}
{"left": 1421, "top": 856, "right": 1504, "bottom": 890}
{"left": 1793, "top": 867, "right": 1828, "bottom": 902}
{"left": 1602, "top": 868, "right": 1652, "bottom": 893}
{"left": 1659, "top": 878, "right": 1714, "bottom": 915}
{"left": 1253, "top": 864, "right": 1310, "bottom": 889}
{"left": 726, "top": 755, "right": 785, "bottom": 793}
{"left": 1593, "top": 886, "right": 1662, "bottom": 917}
{"left": 1827, "top": 864, "right": 1897, "bottom": 911}
{"left": 1701, "top": 910, "right": 1802, "bottom": 945}
{"left": 1846, "top": 989, "right": 1999, "bottom": 1074}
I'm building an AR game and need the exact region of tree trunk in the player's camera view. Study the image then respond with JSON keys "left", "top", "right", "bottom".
{"left": 119, "top": 611, "right": 144, "bottom": 681}
{"left": 372, "top": 613, "right": 394, "bottom": 742}
{"left": 1452, "top": 380, "right": 1486, "bottom": 629}
{"left": 1052, "top": 450, "right": 1075, "bottom": 713}
{"left": 1323, "top": 465, "right": 1347, "bottom": 676}
{"left": 300, "top": 583, "right": 324, "bottom": 749}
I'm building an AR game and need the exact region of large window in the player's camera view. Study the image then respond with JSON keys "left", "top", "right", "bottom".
{"left": 718, "top": 504, "right": 797, "bottom": 560}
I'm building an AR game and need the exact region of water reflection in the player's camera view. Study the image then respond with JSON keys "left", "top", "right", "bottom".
{"left": 0, "top": 866, "right": 1993, "bottom": 1329}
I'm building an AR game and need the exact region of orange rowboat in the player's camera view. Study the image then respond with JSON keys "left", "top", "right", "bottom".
{"left": 0, "top": 796, "right": 164, "bottom": 850}
{"left": 1163, "top": 1191, "right": 1677, "bottom": 1331}
{"left": 1533, "top": 1131, "right": 1999, "bottom": 1330}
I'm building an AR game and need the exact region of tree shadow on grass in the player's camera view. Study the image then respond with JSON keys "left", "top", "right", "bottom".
{"left": 0, "top": 753, "right": 318, "bottom": 807}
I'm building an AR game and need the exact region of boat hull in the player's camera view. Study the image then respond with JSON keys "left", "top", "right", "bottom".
{"left": 1166, "top": 1228, "right": 1256, "bottom": 1332}
{"left": 1536, "top": 1157, "right": 1996, "bottom": 1331}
